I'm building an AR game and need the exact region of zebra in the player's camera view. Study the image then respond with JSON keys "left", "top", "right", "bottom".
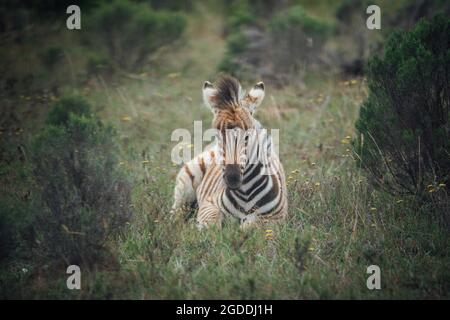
{"left": 171, "top": 75, "right": 288, "bottom": 229}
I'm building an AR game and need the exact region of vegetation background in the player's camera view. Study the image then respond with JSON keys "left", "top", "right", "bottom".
{"left": 0, "top": 0, "right": 449, "bottom": 299}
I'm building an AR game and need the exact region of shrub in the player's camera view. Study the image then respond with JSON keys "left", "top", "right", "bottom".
{"left": 46, "top": 95, "right": 92, "bottom": 126}
{"left": 227, "top": 9, "right": 255, "bottom": 32}
{"left": 29, "top": 95, "right": 132, "bottom": 266}
{"left": 0, "top": 196, "right": 32, "bottom": 263}
{"left": 87, "top": 0, "right": 186, "bottom": 72}
{"left": 0, "top": 2, "right": 31, "bottom": 36}
{"left": 24, "top": 0, "right": 104, "bottom": 17}
{"left": 39, "top": 45, "right": 64, "bottom": 70}
{"left": 389, "top": 0, "right": 450, "bottom": 30}
{"left": 0, "top": 141, "right": 38, "bottom": 264}
{"left": 354, "top": 15, "right": 450, "bottom": 199}
{"left": 268, "top": 5, "right": 332, "bottom": 73}
{"left": 86, "top": 52, "right": 113, "bottom": 76}
{"left": 219, "top": 4, "right": 332, "bottom": 80}
{"left": 333, "top": 0, "right": 377, "bottom": 75}
{"left": 222, "top": 0, "right": 283, "bottom": 24}
{"left": 219, "top": 31, "right": 250, "bottom": 77}
{"left": 146, "top": 0, "right": 194, "bottom": 11}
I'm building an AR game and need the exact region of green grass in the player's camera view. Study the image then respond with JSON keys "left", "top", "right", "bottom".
{"left": 1, "top": 4, "right": 449, "bottom": 300}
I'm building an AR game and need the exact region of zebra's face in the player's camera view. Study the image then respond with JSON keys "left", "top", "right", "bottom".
{"left": 218, "top": 126, "right": 250, "bottom": 190}
{"left": 202, "top": 76, "right": 266, "bottom": 190}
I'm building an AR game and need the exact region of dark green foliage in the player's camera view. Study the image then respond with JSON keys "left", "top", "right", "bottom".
{"left": 218, "top": 32, "right": 250, "bottom": 77}
{"left": 86, "top": 52, "right": 113, "bottom": 76}
{"left": 20, "top": 0, "right": 104, "bottom": 17}
{"left": 0, "top": 193, "right": 37, "bottom": 263}
{"left": 354, "top": 15, "right": 450, "bottom": 198}
{"left": 218, "top": 0, "right": 291, "bottom": 79}
{"left": 29, "top": 96, "right": 132, "bottom": 266}
{"left": 146, "top": 0, "right": 194, "bottom": 11}
{"left": 227, "top": 9, "right": 255, "bottom": 32}
{"left": 0, "top": 3, "right": 31, "bottom": 35}
{"left": 0, "top": 95, "right": 132, "bottom": 269}
{"left": 220, "top": 4, "right": 333, "bottom": 79}
{"left": 222, "top": 0, "right": 280, "bottom": 33}
{"left": 390, "top": 0, "right": 450, "bottom": 30}
{"left": 270, "top": 5, "right": 331, "bottom": 38}
{"left": 335, "top": 0, "right": 370, "bottom": 22}
{"left": 46, "top": 95, "right": 92, "bottom": 126}
{"left": 87, "top": 0, "right": 187, "bottom": 72}
{"left": 39, "top": 45, "right": 64, "bottom": 70}
{"left": 333, "top": 0, "right": 375, "bottom": 75}
{"left": 0, "top": 0, "right": 104, "bottom": 31}
{"left": 269, "top": 5, "right": 332, "bottom": 72}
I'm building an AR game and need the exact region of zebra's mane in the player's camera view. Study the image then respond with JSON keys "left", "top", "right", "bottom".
{"left": 214, "top": 75, "right": 245, "bottom": 109}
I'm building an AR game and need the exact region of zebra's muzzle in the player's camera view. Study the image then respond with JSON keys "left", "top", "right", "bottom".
{"left": 224, "top": 164, "right": 242, "bottom": 190}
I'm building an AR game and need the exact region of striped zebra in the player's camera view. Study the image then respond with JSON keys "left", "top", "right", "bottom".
{"left": 171, "top": 75, "right": 288, "bottom": 229}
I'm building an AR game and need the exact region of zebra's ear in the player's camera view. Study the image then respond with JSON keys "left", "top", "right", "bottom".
{"left": 202, "top": 81, "right": 218, "bottom": 111}
{"left": 243, "top": 82, "right": 265, "bottom": 113}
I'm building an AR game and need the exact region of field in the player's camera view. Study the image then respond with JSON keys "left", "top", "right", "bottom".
{"left": 1, "top": 2, "right": 449, "bottom": 299}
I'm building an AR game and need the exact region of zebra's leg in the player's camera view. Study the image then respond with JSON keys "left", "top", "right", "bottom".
{"left": 240, "top": 209, "right": 288, "bottom": 230}
{"left": 197, "top": 199, "right": 222, "bottom": 230}
{"left": 170, "top": 167, "right": 197, "bottom": 217}
{"left": 240, "top": 213, "right": 260, "bottom": 230}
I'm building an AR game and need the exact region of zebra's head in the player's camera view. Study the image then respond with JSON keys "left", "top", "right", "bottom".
{"left": 202, "top": 75, "right": 265, "bottom": 190}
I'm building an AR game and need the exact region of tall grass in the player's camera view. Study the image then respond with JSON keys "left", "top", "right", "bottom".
{"left": 0, "top": 2, "right": 449, "bottom": 299}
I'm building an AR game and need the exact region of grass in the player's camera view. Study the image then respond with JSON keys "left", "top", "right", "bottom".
{"left": 1, "top": 4, "right": 449, "bottom": 300}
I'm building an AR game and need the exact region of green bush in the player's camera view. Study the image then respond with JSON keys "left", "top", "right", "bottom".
{"left": 86, "top": 52, "right": 113, "bottom": 76}
{"left": 46, "top": 95, "right": 92, "bottom": 126}
{"left": 146, "top": 0, "right": 194, "bottom": 11}
{"left": 222, "top": 0, "right": 284, "bottom": 24}
{"left": 39, "top": 45, "right": 64, "bottom": 70}
{"left": 219, "top": 31, "right": 250, "bottom": 77}
{"left": 0, "top": 194, "right": 37, "bottom": 263}
{"left": 24, "top": 0, "right": 105, "bottom": 17}
{"left": 268, "top": 5, "right": 332, "bottom": 73}
{"left": 29, "top": 95, "right": 132, "bottom": 266}
{"left": 87, "top": 0, "right": 186, "bottom": 72}
{"left": 0, "top": 144, "right": 38, "bottom": 265}
{"left": 334, "top": 0, "right": 374, "bottom": 75}
{"left": 224, "top": 1, "right": 257, "bottom": 33}
{"left": 228, "top": 9, "right": 255, "bottom": 31}
{"left": 219, "top": 2, "right": 334, "bottom": 79}
{"left": 389, "top": 0, "right": 450, "bottom": 30}
{"left": 354, "top": 15, "right": 450, "bottom": 198}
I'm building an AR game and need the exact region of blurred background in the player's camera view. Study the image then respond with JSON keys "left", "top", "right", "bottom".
{"left": 1, "top": 0, "right": 449, "bottom": 93}
{"left": 0, "top": 0, "right": 449, "bottom": 299}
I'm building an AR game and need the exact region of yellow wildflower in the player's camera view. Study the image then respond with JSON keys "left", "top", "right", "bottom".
{"left": 167, "top": 72, "right": 180, "bottom": 79}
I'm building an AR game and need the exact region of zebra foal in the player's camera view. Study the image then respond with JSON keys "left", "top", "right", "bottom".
{"left": 171, "top": 75, "right": 288, "bottom": 229}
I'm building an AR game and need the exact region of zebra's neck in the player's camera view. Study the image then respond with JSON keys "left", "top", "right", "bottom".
{"left": 219, "top": 120, "right": 277, "bottom": 216}
{"left": 221, "top": 161, "right": 274, "bottom": 216}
